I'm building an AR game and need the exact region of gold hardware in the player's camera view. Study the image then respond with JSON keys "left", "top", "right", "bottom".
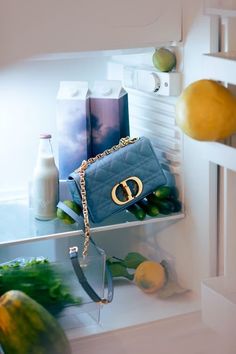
{"left": 75, "top": 136, "right": 138, "bottom": 257}
{"left": 111, "top": 176, "right": 143, "bottom": 205}
{"left": 99, "top": 298, "right": 109, "bottom": 304}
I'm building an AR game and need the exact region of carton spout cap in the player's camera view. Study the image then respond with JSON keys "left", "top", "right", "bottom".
{"left": 66, "top": 88, "right": 80, "bottom": 97}
{"left": 99, "top": 87, "right": 113, "bottom": 96}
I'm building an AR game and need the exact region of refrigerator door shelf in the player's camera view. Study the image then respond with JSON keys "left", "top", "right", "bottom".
{"left": 203, "top": 52, "right": 236, "bottom": 85}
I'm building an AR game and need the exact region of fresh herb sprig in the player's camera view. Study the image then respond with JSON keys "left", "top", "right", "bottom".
{"left": 0, "top": 258, "right": 82, "bottom": 314}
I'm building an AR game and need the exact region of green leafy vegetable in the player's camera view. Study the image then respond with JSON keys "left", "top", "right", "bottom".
{"left": 106, "top": 259, "right": 134, "bottom": 280}
{"left": 123, "top": 252, "right": 148, "bottom": 269}
{"left": 106, "top": 252, "right": 149, "bottom": 281}
{"left": 0, "top": 258, "right": 81, "bottom": 314}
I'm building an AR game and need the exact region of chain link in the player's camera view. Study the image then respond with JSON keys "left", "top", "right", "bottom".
{"left": 75, "top": 137, "right": 138, "bottom": 257}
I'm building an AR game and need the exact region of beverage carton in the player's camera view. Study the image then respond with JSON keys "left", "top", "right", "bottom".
{"left": 57, "top": 81, "right": 91, "bottom": 179}
{"left": 90, "top": 80, "right": 130, "bottom": 156}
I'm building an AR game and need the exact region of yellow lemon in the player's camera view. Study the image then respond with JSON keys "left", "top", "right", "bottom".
{"left": 57, "top": 200, "right": 81, "bottom": 224}
{"left": 134, "top": 260, "right": 166, "bottom": 294}
{"left": 176, "top": 79, "right": 236, "bottom": 141}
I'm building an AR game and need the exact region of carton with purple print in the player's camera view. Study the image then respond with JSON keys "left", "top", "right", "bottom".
{"left": 57, "top": 81, "right": 91, "bottom": 180}
{"left": 90, "top": 80, "right": 130, "bottom": 156}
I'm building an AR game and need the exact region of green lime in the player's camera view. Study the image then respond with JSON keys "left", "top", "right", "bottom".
{"left": 152, "top": 47, "right": 176, "bottom": 72}
{"left": 57, "top": 200, "right": 81, "bottom": 224}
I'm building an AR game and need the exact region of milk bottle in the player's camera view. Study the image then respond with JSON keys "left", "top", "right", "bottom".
{"left": 32, "top": 134, "right": 59, "bottom": 220}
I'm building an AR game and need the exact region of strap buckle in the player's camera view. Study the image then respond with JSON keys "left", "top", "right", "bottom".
{"left": 69, "top": 246, "right": 78, "bottom": 259}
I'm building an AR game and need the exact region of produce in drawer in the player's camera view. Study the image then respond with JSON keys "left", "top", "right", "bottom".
{"left": 134, "top": 260, "right": 166, "bottom": 293}
{"left": 0, "top": 258, "right": 82, "bottom": 315}
{"left": 123, "top": 252, "right": 148, "bottom": 269}
{"left": 107, "top": 252, "right": 187, "bottom": 298}
{"left": 0, "top": 290, "right": 71, "bottom": 354}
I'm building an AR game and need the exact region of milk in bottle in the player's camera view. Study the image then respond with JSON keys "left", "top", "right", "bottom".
{"left": 32, "top": 134, "right": 59, "bottom": 220}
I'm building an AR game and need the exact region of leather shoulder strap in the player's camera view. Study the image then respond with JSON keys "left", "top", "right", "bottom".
{"left": 69, "top": 246, "right": 113, "bottom": 304}
{"left": 57, "top": 201, "right": 114, "bottom": 304}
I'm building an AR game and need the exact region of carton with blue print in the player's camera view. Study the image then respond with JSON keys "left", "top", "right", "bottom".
{"left": 90, "top": 80, "right": 130, "bottom": 156}
{"left": 57, "top": 81, "right": 91, "bottom": 180}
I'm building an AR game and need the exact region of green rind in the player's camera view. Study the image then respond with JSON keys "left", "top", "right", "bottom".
{"left": 0, "top": 290, "right": 71, "bottom": 354}
{"left": 153, "top": 186, "right": 172, "bottom": 199}
{"left": 147, "top": 195, "right": 174, "bottom": 215}
{"left": 138, "top": 199, "right": 160, "bottom": 217}
{"left": 127, "top": 204, "right": 146, "bottom": 220}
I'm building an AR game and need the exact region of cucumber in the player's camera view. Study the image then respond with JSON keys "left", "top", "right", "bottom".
{"left": 153, "top": 186, "right": 172, "bottom": 199}
{"left": 167, "top": 198, "right": 182, "bottom": 212}
{"left": 127, "top": 204, "right": 146, "bottom": 221}
{"left": 169, "top": 186, "right": 179, "bottom": 200}
{"left": 153, "top": 185, "right": 180, "bottom": 200}
{"left": 147, "top": 194, "right": 174, "bottom": 215}
{"left": 156, "top": 200, "right": 174, "bottom": 215}
{"left": 147, "top": 193, "right": 162, "bottom": 205}
{"left": 137, "top": 199, "right": 160, "bottom": 217}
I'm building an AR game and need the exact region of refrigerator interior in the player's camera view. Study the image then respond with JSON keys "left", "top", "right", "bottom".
{"left": 0, "top": 1, "right": 236, "bottom": 351}
{"left": 0, "top": 46, "right": 194, "bottom": 332}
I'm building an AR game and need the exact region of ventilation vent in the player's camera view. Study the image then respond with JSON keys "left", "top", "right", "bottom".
{"left": 126, "top": 88, "right": 183, "bottom": 196}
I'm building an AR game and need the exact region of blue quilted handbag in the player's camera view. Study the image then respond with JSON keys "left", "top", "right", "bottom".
{"left": 60, "top": 137, "right": 165, "bottom": 304}
{"left": 67, "top": 136, "right": 166, "bottom": 224}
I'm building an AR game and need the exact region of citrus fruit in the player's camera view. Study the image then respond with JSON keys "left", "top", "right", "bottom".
{"left": 176, "top": 79, "right": 236, "bottom": 141}
{"left": 134, "top": 260, "right": 166, "bottom": 293}
{"left": 152, "top": 47, "right": 176, "bottom": 72}
{"left": 57, "top": 200, "right": 81, "bottom": 224}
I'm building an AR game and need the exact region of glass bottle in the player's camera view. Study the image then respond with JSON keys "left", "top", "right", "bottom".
{"left": 32, "top": 134, "right": 59, "bottom": 220}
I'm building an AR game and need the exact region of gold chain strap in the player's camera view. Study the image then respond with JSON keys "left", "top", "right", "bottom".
{"left": 75, "top": 136, "right": 138, "bottom": 257}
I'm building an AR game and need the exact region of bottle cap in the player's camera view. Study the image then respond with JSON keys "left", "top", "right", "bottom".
{"left": 40, "top": 134, "right": 52, "bottom": 139}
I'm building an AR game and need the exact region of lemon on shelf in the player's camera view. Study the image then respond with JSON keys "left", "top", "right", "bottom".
{"left": 134, "top": 260, "right": 166, "bottom": 294}
{"left": 56, "top": 200, "right": 81, "bottom": 224}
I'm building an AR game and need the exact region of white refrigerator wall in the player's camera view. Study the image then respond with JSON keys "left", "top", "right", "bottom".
{"left": 0, "top": 2, "right": 217, "bottom": 294}
{"left": 0, "top": 57, "right": 110, "bottom": 198}
{"left": 0, "top": 0, "right": 182, "bottom": 68}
